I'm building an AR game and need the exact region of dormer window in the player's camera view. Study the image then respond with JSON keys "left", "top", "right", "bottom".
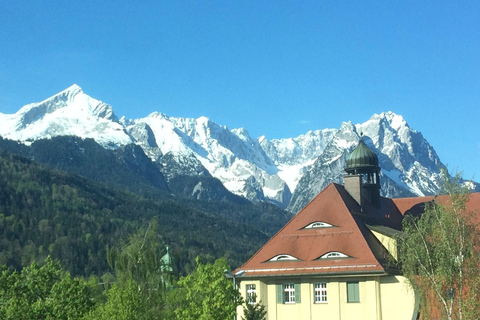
{"left": 269, "top": 254, "right": 300, "bottom": 262}
{"left": 318, "top": 252, "right": 351, "bottom": 260}
{"left": 303, "top": 221, "right": 334, "bottom": 229}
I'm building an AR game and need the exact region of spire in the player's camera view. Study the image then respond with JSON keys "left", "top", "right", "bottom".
{"left": 160, "top": 246, "right": 174, "bottom": 272}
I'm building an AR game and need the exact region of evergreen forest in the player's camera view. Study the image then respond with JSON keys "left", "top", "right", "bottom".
{"left": 0, "top": 148, "right": 289, "bottom": 276}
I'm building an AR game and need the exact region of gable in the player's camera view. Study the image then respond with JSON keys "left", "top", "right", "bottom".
{"left": 237, "top": 183, "right": 387, "bottom": 277}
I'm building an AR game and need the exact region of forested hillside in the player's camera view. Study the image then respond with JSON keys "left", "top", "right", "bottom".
{"left": 0, "top": 136, "right": 171, "bottom": 198}
{"left": 0, "top": 136, "right": 292, "bottom": 234}
{"left": 0, "top": 150, "right": 277, "bottom": 276}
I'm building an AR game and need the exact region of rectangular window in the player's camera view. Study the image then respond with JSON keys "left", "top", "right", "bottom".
{"left": 347, "top": 282, "right": 360, "bottom": 303}
{"left": 276, "top": 283, "right": 301, "bottom": 304}
{"left": 314, "top": 282, "right": 328, "bottom": 303}
{"left": 284, "top": 283, "right": 295, "bottom": 303}
{"left": 246, "top": 284, "right": 256, "bottom": 304}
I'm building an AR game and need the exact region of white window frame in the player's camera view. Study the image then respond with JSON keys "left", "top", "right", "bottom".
{"left": 314, "top": 282, "right": 328, "bottom": 303}
{"left": 304, "top": 221, "right": 334, "bottom": 229}
{"left": 246, "top": 284, "right": 257, "bottom": 304}
{"left": 269, "top": 254, "right": 299, "bottom": 262}
{"left": 319, "top": 251, "right": 350, "bottom": 259}
{"left": 284, "top": 283, "right": 295, "bottom": 303}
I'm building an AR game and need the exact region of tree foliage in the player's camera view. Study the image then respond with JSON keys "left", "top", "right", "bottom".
{"left": 398, "top": 171, "right": 480, "bottom": 320}
{"left": 0, "top": 149, "right": 269, "bottom": 277}
{"left": 167, "top": 257, "right": 242, "bottom": 320}
{"left": 0, "top": 256, "right": 94, "bottom": 320}
{"left": 83, "top": 279, "right": 150, "bottom": 320}
{"left": 242, "top": 300, "right": 267, "bottom": 320}
{"left": 104, "top": 218, "right": 175, "bottom": 318}
{"left": 0, "top": 140, "right": 291, "bottom": 319}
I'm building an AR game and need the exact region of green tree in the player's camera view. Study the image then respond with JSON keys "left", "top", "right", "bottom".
{"left": 0, "top": 256, "right": 94, "bottom": 320}
{"left": 48, "top": 273, "right": 94, "bottom": 319}
{"left": 106, "top": 218, "right": 174, "bottom": 317}
{"left": 242, "top": 300, "right": 267, "bottom": 320}
{"left": 83, "top": 279, "right": 149, "bottom": 320}
{"left": 167, "top": 257, "right": 242, "bottom": 320}
{"left": 398, "top": 171, "right": 480, "bottom": 320}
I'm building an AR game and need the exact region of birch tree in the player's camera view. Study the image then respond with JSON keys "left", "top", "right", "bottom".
{"left": 399, "top": 172, "right": 480, "bottom": 320}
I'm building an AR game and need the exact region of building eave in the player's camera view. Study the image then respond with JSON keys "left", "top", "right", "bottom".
{"left": 237, "top": 268, "right": 389, "bottom": 281}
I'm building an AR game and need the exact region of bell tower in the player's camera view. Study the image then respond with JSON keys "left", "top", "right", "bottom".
{"left": 344, "top": 137, "right": 381, "bottom": 207}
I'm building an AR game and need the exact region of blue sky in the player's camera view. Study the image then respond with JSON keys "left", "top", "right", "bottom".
{"left": 1, "top": 1, "right": 479, "bottom": 179}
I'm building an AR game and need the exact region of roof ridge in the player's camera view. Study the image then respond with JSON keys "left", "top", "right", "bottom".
{"left": 298, "top": 182, "right": 339, "bottom": 213}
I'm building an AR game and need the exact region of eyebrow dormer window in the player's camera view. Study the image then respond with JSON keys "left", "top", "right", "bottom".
{"left": 269, "top": 254, "right": 300, "bottom": 262}
{"left": 303, "top": 221, "right": 334, "bottom": 229}
{"left": 318, "top": 252, "right": 351, "bottom": 260}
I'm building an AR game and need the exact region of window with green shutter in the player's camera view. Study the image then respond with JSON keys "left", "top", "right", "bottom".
{"left": 276, "top": 284, "right": 283, "bottom": 304}
{"left": 347, "top": 282, "right": 360, "bottom": 303}
{"left": 276, "top": 283, "right": 301, "bottom": 304}
{"left": 294, "top": 283, "right": 301, "bottom": 303}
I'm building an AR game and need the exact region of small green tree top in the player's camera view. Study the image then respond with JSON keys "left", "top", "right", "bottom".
{"left": 167, "top": 256, "right": 242, "bottom": 320}
{"left": 242, "top": 299, "right": 267, "bottom": 320}
{"left": 83, "top": 279, "right": 149, "bottom": 320}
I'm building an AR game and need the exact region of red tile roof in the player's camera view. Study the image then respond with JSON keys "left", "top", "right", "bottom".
{"left": 237, "top": 183, "right": 389, "bottom": 277}
{"left": 392, "top": 196, "right": 435, "bottom": 216}
{"left": 393, "top": 192, "right": 480, "bottom": 224}
{"left": 237, "top": 183, "right": 480, "bottom": 278}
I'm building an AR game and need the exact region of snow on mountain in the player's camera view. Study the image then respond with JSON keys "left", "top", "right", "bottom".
{"left": 287, "top": 112, "right": 445, "bottom": 213}
{"left": 258, "top": 129, "right": 337, "bottom": 192}
{"left": 358, "top": 111, "right": 443, "bottom": 194}
{"left": 124, "top": 113, "right": 291, "bottom": 204}
{"left": 1, "top": 85, "right": 470, "bottom": 211}
{"left": 0, "top": 84, "right": 132, "bottom": 148}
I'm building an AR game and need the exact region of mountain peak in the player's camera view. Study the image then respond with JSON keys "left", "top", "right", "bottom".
{"left": 369, "top": 111, "right": 409, "bottom": 131}
{"left": 63, "top": 83, "right": 82, "bottom": 93}
{"left": 0, "top": 85, "right": 128, "bottom": 147}
{"left": 16, "top": 84, "right": 83, "bottom": 116}
{"left": 45, "top": 84, "right": 84, "bottom": 104}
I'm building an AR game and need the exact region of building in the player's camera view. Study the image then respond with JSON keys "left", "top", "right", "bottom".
{"left": 234, "top": 139, "right": 480, "bottom": 320}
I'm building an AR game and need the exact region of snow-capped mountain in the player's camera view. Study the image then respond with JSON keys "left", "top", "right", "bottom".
{"left": 121, "top": 112, "right": 283, "bottom": 202}
{"left": 286, "top": 115, "right": 445, "bottom": 213}
{"left": 0, "top": 85, "right": 473, "bottom": 211}
{"left": 0, "top": 85, "right": 133, "bottom": 148}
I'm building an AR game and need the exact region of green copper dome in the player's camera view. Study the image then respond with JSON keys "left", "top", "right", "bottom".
{"left": 346, "top": 139, "right": 379, "bottom": 169}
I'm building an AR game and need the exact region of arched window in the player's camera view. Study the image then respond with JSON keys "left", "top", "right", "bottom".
{"left": 269, "top": 254, "right": 300, "bottom": 262}
{"left": 303, "top": 221, "right": 334, "bottom": 229}
{"left": 318, "top": 252, "right": 351, "bottom": 259}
